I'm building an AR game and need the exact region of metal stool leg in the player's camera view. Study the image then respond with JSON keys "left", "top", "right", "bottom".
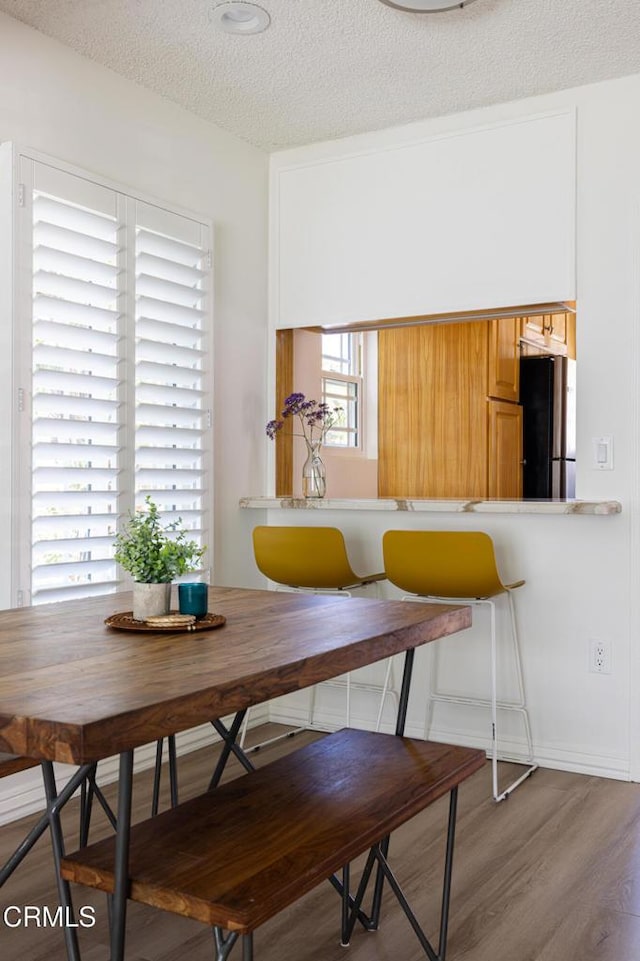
{"left": 151, "top": 739, "right": 163, "bottom": 816}
{"left": 410, "top": 591, "right": 537, "bottom": 801}
{"left": 374, "top": 657, "right": 396, "bottom": 732}
{"left": 484, "top": 595, "right": 538, "bottom": 801}
{"left": 150, "top": 736, "right": 179, "bottom": 815}
{"left": 489, "top": 598, "right": 499, "bottom": 802}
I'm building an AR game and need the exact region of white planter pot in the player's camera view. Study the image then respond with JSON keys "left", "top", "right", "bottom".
{"left": 132, "top": 582, "right": 171, "bottom": 621}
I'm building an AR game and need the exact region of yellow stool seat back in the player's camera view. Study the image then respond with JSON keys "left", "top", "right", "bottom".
{"left": 382, "top": 530, "right": 518, "bottom": 599}
{"left": 253, "top": 526, "right": 373, "bottom": 590}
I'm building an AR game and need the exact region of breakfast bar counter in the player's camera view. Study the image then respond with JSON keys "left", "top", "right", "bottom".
{"left": 240, "top": 496, "right": 621, "bottom": 515}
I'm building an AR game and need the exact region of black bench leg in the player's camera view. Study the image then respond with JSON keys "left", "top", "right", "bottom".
{"left": 438, "top": 786, "right": 458, "bottom": 961}
{"left": 340, "top": 864, "right": 350, "bottom": 945}
{"left": 243, "top": 933, "right": 253, "bottom": 961}
{"left": 342, "top": 785, "right": 460, "bottom": 961}
{"left": 212, "top": 927, "right": 243, "bottom": 961}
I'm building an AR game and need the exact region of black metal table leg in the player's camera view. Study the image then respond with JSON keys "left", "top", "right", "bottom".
{"left": 369, "top": 647, "right": 416, "bottom": 925}
{"left": 208, "top": 711, "right": 253, "bottom": 789}
{"left": 110, "top": 750, "right": 134, "bottom": 961}
{"left": 168, "top": 734, "right": 179, "bottom": 807}
{"left": 0, "top": 762, "right": 94, "bottom": 888}
{"left": 394, "top": 647, "right": 415, "bottom": 738}
{"left": 41, "top": 762, "right": 81, "bottom": 961}
{"left": 151, "top": 739, "right": 164, "bottom": 816}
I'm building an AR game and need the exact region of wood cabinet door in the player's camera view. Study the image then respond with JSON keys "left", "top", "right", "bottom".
{"left": 546, "top": 311, "right": 567, "bottom": 350}
{"left": 378, "top": 323, "right": 488, "bottom": 498}
{"left": 566, "top": 311, "right": 576, "bottom": 360}
{"left": 521, "top": 311, "right": 573, "bottom": 355}
{"left": 488, "top": 400, "right": 523, "bottom": 499}
{"left": 521, "top": 315, "right": 546, "bottom": 345}
{"left": 487, "top": 317, "right": 520, "bottom": 402}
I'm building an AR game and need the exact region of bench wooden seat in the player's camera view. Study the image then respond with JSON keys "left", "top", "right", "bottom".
{"left": 61, "top": 729, "right": 484, "bottom": 957}
{"left": 0, "top": 752, "right": 40, "bottom": 778}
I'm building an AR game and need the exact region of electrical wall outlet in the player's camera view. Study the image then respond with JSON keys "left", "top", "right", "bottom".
{"left": 589, "top": 639, "right": 612, "bottom": 674}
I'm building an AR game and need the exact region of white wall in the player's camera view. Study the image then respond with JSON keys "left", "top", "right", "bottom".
{"left": 264, "top": 73, "right": 640, "bottom": 781}
{"left": 0, "top": 11, "right": 270, "bottom": 594}
{"left": 271, "top": 109, "right": 576, "bottom": 327}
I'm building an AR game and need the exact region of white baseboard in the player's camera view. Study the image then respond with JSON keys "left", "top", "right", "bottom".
{"left": 268, "top": 704, "right": 631, "bottom": 782}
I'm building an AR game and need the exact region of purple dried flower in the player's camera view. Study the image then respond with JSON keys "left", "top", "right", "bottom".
{"left": 266, "top": 392, "right": 343, "bottom": 447}
{"left": 266, "top": 419, "right": 284, "bottom": 439}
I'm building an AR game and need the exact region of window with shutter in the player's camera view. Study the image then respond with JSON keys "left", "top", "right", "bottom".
{"left": 12, "top": 152, "right": 212, "bottom": 606}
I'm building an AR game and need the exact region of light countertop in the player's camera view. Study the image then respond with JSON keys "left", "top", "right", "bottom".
{"left": 239, "top": 497, "right": 621, "bottom": 515}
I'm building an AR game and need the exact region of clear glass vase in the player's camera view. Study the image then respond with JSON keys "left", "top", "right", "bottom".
{"left": 302, "top": 440, "right": 326, "bottom": 499}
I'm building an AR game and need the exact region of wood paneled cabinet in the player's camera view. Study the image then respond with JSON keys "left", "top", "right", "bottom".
{"left": 487, "top": 315, "right": 520, "bottom": 402}
{"left": 378, "top": 318, "right": 523, "bottom": 499}
{"left": 521, "top": 311, "right": 575, "bottom": 358}
{"left": 488, "top": 400, "right": 523, "bottom": 499}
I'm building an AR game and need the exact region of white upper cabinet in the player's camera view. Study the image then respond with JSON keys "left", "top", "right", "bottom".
{"left": 271, "top": 110, "right": 576, "bottom": 329}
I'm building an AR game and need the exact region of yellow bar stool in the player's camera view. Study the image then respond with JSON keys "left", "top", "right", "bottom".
{"left": 248, "top": 525, "right": 396, "bottom": 746}
{"left": 382, "top": 529, "right": 537, "bottom": 802}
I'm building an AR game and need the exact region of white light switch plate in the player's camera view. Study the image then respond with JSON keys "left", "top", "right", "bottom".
{"left": 593, "top": 436, "right": 613, "bottom": 470}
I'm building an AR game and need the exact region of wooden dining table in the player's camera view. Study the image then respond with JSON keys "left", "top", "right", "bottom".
{"left": 0, "top": 585, "right": 471, "bottom": 961}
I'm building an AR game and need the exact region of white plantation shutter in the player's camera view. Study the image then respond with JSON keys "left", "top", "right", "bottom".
{"left": 30, "top": 183, "right": 121, "bottom": 603}
{"left": 14, "top": 155, "right": 212, "bottom": 606}
{"left": 134, "top": 205, "right": 209, "bottom": 535}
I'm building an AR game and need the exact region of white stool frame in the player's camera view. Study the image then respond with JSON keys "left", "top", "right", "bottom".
{"left": 402, "top": 589, "right": 537, "bottom": 802}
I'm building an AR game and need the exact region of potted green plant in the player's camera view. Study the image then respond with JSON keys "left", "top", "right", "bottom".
{"left": 114, "top": 495, "right": 206, "bottom": 620}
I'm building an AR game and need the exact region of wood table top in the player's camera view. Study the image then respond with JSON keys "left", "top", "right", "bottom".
{"left": 0, "top": 586, "right": 470, "bottom": 764}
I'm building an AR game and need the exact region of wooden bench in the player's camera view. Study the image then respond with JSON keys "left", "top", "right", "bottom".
{"left": 0, "top": 752, "right": 40, "bottom": 778}
{"left": 61, "top": 730, "right": 485, "bottom": 960}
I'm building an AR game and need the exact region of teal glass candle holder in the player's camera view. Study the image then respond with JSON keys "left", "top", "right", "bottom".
{"left": 178, "top": 582, "right": 208, "bottom": 619}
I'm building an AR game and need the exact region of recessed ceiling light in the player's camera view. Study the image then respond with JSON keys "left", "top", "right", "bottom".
{"left": 378, "top": 0, "right": 477, "bottom": 11}
{"left": 211, "top": 2, "right": 271, "bottom": 35}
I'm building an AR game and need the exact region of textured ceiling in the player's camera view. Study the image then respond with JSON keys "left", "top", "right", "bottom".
{"left": 1, "top": 0, "right": 640, "bottom": 151}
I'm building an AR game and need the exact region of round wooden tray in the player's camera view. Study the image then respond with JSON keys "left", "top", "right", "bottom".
{"left": 104, "top": 611, "right": 226, "bottom": 633}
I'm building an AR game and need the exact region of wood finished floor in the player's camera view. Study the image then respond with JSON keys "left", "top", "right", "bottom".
{"left": 1, "top": 724, "right": 640, "bottom": 961}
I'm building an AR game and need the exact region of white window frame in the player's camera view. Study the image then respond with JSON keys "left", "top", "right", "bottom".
{"left": 321, "top": 332, "right": 364, "bottom": 452}
{"left": 1, "top": 143, "right": 214, "bottom": 607}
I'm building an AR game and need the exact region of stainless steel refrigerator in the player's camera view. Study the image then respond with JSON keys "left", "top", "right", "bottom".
{"left": 519, "top": 355, "right": 576, "bottom": 499}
